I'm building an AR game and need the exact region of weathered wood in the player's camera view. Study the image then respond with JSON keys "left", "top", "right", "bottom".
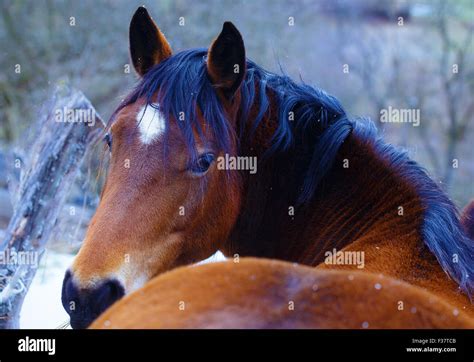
{"left": 0, "top": 84, "right": 104, "bottom": 328}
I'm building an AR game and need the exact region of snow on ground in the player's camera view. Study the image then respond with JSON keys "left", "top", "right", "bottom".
{"left": 20, "top": 250, "right": 226, "bottom": 329}
{"left": 21, "top": 251, "right": 74, "bottom": 329}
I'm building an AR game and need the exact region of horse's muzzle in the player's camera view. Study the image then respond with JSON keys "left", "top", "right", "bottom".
{"left": 61, "top": 270, "right": 124, "bottom": 329}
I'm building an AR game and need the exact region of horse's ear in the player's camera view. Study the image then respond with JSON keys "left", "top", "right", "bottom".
{"left": 129, "top": 6, "right": 172, "bottom": 77}
{"left": 207, "top": 22, "right": 246, "bottom": 99}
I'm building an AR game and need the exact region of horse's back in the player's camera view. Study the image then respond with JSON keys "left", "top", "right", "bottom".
{"left": 90, "top": 258, "right": 473, "bottom": 329}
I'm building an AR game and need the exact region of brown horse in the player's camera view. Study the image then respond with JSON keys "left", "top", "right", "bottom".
{"left": 90, "top": 258, "right": 474, "bottom": 329}
{"left": 62, "top": 7, "right": 473, "bottom": 329}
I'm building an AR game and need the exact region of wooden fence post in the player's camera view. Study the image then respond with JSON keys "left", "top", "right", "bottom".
{"left": 0, "top": 84, "right": 104, "bottom": 328}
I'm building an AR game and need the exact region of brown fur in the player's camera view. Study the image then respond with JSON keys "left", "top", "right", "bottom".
{"left": 72, "top": 100, "right": 241, "bottom": 292}
{"left": 91, "top": 258, "right": 473, "bottom": 329}
{"left": 223, "top": 95, "right": 473, "bottom": 318}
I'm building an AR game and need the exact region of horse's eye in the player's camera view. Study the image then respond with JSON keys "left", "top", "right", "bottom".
{"left": 190, "top": 153, "right": 215, "bottom": 174}
{"left": 104, "top": 133, "right": 112, "bottom": 150}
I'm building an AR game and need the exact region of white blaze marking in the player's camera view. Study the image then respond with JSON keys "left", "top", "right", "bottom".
{"left": 137, "top": 103, "right": 166, "bottom": 144}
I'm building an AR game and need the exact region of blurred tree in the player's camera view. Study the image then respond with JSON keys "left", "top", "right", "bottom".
{"left": 333, "top": 0, "right": 473, "bottom": 204}
{"left": 432, "top": 0, "right": 474, "bottom": 187}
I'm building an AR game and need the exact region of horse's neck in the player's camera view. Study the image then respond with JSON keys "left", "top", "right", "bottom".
{"left": 313, "top": 134, "right": 471, "bottom": 310}
{"left": 227, "top": 130, "right": 425, "bottom": 262}
{"left": 226, "top": 118, "right": 471, "bottom": 309}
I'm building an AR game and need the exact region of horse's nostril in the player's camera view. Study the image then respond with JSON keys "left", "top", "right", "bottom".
{"left": 95, "top": 280, "right": 125, "bottom": 312}
{"left": 61, "top": 270, "right": 76, "bottom": 313}
{"left": 61, "top": 271, "right": 125, "bottom": 329}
